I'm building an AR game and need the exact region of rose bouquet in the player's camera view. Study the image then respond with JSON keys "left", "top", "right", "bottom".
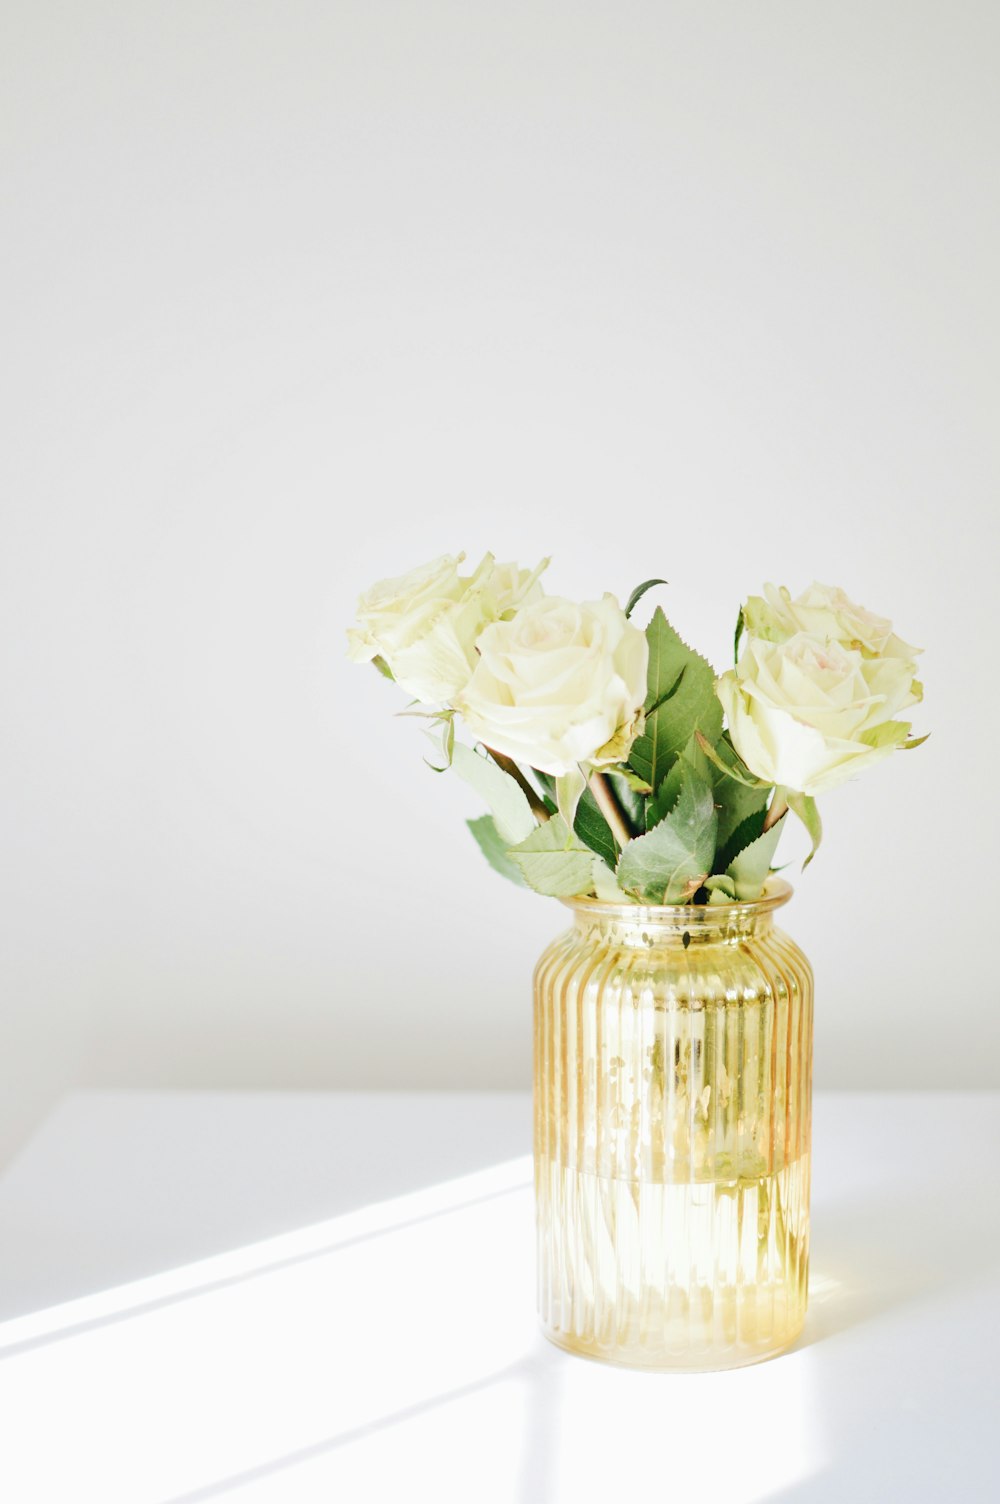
{"left": 347, "top": 555, "right": 925, "bottom": 906}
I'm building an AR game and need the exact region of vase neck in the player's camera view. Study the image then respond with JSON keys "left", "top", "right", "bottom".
{"left": 565, "top": 881, "right": 792, "bottom": 949}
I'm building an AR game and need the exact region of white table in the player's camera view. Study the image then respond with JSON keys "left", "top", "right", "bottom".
{"left": 0, "top": 1090, "right": 997, "bottom": 1503}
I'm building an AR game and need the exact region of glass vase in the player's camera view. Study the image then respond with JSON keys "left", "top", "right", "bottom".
{"left": 533, "top": 879, "right": 812, "bottom": 1371}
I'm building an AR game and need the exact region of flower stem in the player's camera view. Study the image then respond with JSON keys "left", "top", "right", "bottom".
{"left": 484, "top": 748, "right": 551, "bottom": 824}
{"left": 589, "top": 772, "right": 633, "bottom": 849}
{"left": 763, "top": 790, "right": 789, "bottom": 833}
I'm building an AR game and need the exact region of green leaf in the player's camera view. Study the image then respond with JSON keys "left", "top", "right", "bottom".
{"left": 716, "top": 777, "right": 769, "bottom": 853}
{"left": 733, "top": 608, "right": 745, "bottom": 665}
{"left": 467, "top": 816, "right": 528, "bottom": 888}
{"left": 715, "top": 806, "right": 768, "bottom": 873}
{"left": 555, "top": 768, "right": 587, "bottom": 830}
{"left": 628, "top": 609, "right": 723, "bottom": 791}
{"left": 606, "top": 770, "right": 646, "bottom": 833}
{"left": 591, "top": 857, "right": 633, "bottom": 904}
{"left": 645, "top": 733, "right": 710, "bottom": 830}
{"left": 784, "top": 789, "right": 822, "bottom": 869}
{"left": 574, "top": 792, "right": 618, "bottom": 864}
{"left": 535, "top": 772, "right": 618, "bottom": 866}
{"left": 617, "top": 764, "right": 718, "bottom": 904}
{"left": 451, "top": 743, "right": 536, "bottom": 846}
{"left": 509, "top": 816, "right": 595, "bottom": 898}
{"left": 646, "top": 762, "right": 683, "bottom": 832}
{"left": 692, "top": 730, "right": 770, "bottom": 850}
{"left": 372, "top": 654, "right": 394, "bottom": 680}
{"left": 530, "top": 770, "right": 559, "bottom": 815}
{"left": 695, "top": 730, "right": 770, "bottom": 790}
{"left": 624, "top": 578, "right": 668, "bottom": 619}
{"left": 705, "top": 874, "right": 737, "bottom": 904}
{"left": 902, "top": 732, "right": 930, "bottom": 750}
{"left": 601, "top": 764, "right": 652, "bottom": 795}
{"left": 726, "top": 813, "right": 787, "bottom": 900}
{"left": 645, "top": 666, "right": 687, "bottom": 718}
{"left": 422, "top": 718, "right": 455, "bottom": 773}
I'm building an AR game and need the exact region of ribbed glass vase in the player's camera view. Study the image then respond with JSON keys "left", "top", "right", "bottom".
{"left": 533, "top": 879, "right": 813, "bottom": 1371}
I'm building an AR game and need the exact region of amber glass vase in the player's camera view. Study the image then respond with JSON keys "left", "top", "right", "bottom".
{"left": 533, "top": 879, "right": 813, "bottom": 1371}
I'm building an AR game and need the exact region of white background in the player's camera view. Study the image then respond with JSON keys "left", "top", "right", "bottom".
{"left": 2, "top": 1, "right": 997, "bottom": 1163}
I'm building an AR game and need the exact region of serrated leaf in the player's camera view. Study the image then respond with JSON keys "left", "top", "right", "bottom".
{"left": 715, "top": 806, "right": 768, "bottom": 873}
{"left": 784, "top": 789, "right": 822, "bottom": 868}
{"left": 452, "top": 743, "right": 536, "bottom": 846}
{"left": 694, "top": 730, "right": 770, "bottom": 850}
{"left": 680, "top": 731, "right": 711, "bottom": 777}
{"left": 705, "top": 874, "right": 737, "bottom": 904}
{"left": 627, "top": 609, "right": 723, "bottom": 792}
{"left": 624, "top": 577, "right": 668, "bottom": 619}
{"left": 714, "top": 777, "right": 769, "bottom": 852}
{"left": 646, "top": 761, "right": 684, "bottom": 832}
{"left": 646, "top": 733, "right": 711, "bottom": 830}
{"left": 467, "top": 816, "right": 528, "bottom": 888}
{"left": 509, "top": 816, "right": 595, "bottom": 897}
{"left": 726, "top": 812, "right": 787, "bottom": 900}
{"left": 617, "top": 765, "right": 718, "bottom": 904}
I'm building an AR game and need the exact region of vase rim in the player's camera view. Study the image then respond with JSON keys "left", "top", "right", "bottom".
{"left": 562, "top": 877, "right": 794, "bottom": 927}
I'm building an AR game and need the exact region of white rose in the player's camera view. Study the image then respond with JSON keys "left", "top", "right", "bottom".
{"left": 347, "top": 551, "right": 547, "bottom": 704}
{"left": 717, "top": 629, "right": 923, "bottom": 796}
{"left": 744, "top": 581, "right": 920, "bottom": 666}
{"left": 456, "top": 594, "right": 648, "bottom": 776}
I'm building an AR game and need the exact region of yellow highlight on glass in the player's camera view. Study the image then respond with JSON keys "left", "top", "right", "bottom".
{"left": 533, "top": 880, "right": 812, "bottom": 1371}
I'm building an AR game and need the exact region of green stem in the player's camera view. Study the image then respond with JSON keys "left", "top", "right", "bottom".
{"left": 484, "top": 748, "right": 551, "bottom": 824}
{"left": 589, "top": 771, "right": 633, "bottom": 849}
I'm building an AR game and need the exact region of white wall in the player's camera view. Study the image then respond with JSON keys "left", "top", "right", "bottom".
{"left": 3, "top": 1, "right": 998, "bottom": 1162}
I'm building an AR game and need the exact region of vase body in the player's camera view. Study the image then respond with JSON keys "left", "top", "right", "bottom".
{"left": 533, "top": 880, "right": 813, "bottom": 1371}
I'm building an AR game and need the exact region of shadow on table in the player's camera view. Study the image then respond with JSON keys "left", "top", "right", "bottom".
{"left": 797, "top": 1167, "right": 1000, "bottom": 1351}
{"left": 146, "top": 1162, "right": 1000, "bottom": 1504}
{"left": 0, "top": 1091, "right": 533, "bottom": 1321}
{"left": 14, "top": 1154, "right": 994, "bottom": 1504}
{"left": 156, "top": 1345, "right": 565, "bottom": 1504}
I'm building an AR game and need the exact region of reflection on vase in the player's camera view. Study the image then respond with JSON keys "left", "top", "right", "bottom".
{"left": 534, "top": 881, "right": 812, "bottom": 1371}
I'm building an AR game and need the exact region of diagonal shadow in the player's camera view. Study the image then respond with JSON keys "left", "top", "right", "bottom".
{"left": 160, "top": 1354, "right": 542, "bottom": 1504}
{"left": 514, "top": 1341, "right": 564, "bottom": 1504}
{"left": 0, "top": 1173, "right": 532, "bottom": 1364}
